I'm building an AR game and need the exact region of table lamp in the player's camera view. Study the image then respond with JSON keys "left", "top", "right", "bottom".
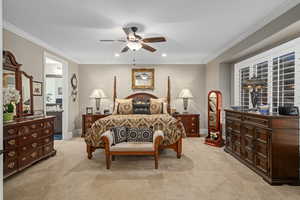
{"left": 179, "top": 89, "right": 193, "bottom": 113}
{"left": 90, "top": 89, "right": 107, "bottom": 114}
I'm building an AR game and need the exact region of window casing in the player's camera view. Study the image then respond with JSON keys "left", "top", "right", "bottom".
{"left": 234, "top": 37, "right": 300, "bottom": 113}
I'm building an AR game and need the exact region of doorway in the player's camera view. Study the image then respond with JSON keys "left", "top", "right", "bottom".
{"left": 43, "top": 52, "right": 70, "bottom": 140}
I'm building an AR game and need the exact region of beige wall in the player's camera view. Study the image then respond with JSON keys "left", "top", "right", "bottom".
{"left": 3, "top": 29, "right": 80, "bottom": 134}
{"left": 78, "top": 64, "right": 207, "bottom": 129}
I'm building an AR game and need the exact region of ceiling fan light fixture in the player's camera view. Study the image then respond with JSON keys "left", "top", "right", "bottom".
{"left": 162, "top": 53, "right": 167, "bottom": 57}
{"left": 127, "top": 41, "right": 142, "bottom": 51}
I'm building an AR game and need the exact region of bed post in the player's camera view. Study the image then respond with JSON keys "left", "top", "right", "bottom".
{"left": 167, "top": 76, "right": 171, "bottom": 113}
{"left": 113, "top": 76, "right": 117, "bottom": 107}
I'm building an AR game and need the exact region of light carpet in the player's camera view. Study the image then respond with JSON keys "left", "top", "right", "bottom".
{"left": 4, "top": 137, "right": 300, "bottom": 200}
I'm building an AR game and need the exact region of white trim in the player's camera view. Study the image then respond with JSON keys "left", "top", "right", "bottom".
{"left": 43, "top": 52, "right": 71, "bottom": 140}
{"left": 4, "top": 20, "right": 80, "bottom": 64}
{"left": 200, "top": 129, "right": 208, "bottom": 134}
{"left": 202, "top": 0, "right": 300, "bottom": 64}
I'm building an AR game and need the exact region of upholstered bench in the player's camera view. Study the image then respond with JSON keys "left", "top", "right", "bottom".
{"left": 101, "top": 130, "right": 164, "bottom": 169}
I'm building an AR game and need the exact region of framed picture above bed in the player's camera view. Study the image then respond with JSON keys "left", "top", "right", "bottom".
{"left": 132, "top": 68, "right": 154, "bottom": 90}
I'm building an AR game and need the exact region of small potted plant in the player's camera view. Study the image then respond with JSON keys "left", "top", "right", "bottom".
{"left": 210, "top": 131, "right": 219, "bottom": 141}
{"left": 3, "top": 88, "right": 20, "bottom": 122}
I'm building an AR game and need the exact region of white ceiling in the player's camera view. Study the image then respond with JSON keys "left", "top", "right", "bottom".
{"left": 4, "top": 0, "right": 300, "bottom": 64}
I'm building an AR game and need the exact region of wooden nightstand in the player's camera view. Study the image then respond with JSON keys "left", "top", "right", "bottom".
{"left": 82, "top": 114, "right": 110, "bottom": 137}
{"left": 173, "top": 114, "right": 200, "bottom": 137}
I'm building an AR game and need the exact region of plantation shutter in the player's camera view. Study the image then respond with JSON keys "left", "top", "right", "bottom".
{"left": 240, "top": 67, "right": 250, "bottom": 109}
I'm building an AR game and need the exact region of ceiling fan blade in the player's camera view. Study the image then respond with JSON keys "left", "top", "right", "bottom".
{"left": 121, "top": 46, "right": 129, "bottom": 53}
{"left": 142, "top": 37, "right": 166, "bottom": 43}
{"left": 99, "top": 40, "right": 115, "bottom": 42}
{"left": 142, "top": 43, "right": 156, "bottom": 52}
{"left": 99, "top": 39, "right": 126, "bottom": 42}
{"left": 122, "top": 27, "right": 131, "bottom": 35}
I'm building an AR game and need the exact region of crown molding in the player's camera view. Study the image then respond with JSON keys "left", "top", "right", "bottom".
{"left": 3, "top": 20, "right": 80, "bottom": 64}
{"left": 202, "top": 0, "right": 300, "bottom": 64}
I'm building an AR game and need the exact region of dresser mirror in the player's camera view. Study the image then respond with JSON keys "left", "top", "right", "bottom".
{"left": 205, "top": 90, "right": 223, "bottom": 147}
{"left": 3, "top": 51, "right": 34, "bottom": 117}
{"left": 21, "top": 72, "right": 33, "bottom": 115}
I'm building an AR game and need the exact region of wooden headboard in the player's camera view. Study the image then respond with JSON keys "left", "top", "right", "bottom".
{"left": 113, "top": 76, "right": 171, "bottom": 113}
{"left": 126, "top": 93, "right": 158, "bottom": 101}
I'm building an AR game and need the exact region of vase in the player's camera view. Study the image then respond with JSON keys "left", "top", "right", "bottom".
{"left": 3, "top": 113, "right": 14, "bottom": 122}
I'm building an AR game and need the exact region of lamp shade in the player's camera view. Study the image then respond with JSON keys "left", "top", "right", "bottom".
{"left": 179, "top": 89, "right": 193, "bottom": 98}
{"left": 89, "top": 89, "right": 107, "bottom": 99}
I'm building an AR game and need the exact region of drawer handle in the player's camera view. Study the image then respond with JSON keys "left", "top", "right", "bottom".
{"left": 45, "top": 138, "right": 50, "bottom": 143}
{"left": 32, "top": 143, "right": 38, "bottom": 148}
{"left": 8, "top": 151, "right": 16, "bottom": 157}
{"left": 22, "top": 146, "right": 27, "bottom": 151}
{"left": 192, "top": 117, "right": 195, "bottom": 120}
{"left": 45, "top": 147, "right": 50, "bottom": 152}
{"left": 31, "top": 125, "right": 37, "bottom": 129}
{"left": 22, "top": 157, "right": 27, "bottom": 161}
{"left": 8, "top": 162, "right": 15, "bottom": 169}
{"left": 192, "top": 123, "right": 195, "bottom": 126}
{"left": 23, "top": 136, "right": 27, "bottom": 140}
{"left": 8, "top": 129, "right": 15, "bottom": 135}
{"left": 8, "top": 140, "right": 15, "bottom": 145}
{"left": 31, "top": 152, "right": 37, "bottom": 158}
{"left": 44, "top": 129, "right": 50, "bottom": 134}
{"left": 32, "top": 133, "right": 38, "bottom": 138}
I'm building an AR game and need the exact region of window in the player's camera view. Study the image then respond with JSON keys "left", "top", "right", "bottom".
{"left": 234, "top": 37, "right": 300, "bottom": 113}
{"left": 272, "top": 52, "right": 295, "bottom": 113}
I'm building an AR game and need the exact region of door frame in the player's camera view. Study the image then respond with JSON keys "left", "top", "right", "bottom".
{"left": 43, "top": 52, "right": 71, "bottom": 140}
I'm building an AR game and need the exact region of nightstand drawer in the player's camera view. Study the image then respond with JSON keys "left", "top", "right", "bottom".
{"left": 174, "top": 114, "right": 200, "bottom": 137}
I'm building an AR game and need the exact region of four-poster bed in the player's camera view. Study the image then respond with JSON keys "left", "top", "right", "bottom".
{"left": 85, "top": 76, "right": 186, "bottom": 159}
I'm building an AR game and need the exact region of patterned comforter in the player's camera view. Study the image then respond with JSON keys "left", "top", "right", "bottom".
{"left": 85, "top": 114, "right": 186, "bottom": 147}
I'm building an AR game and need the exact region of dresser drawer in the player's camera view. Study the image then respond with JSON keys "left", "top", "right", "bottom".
{"left": 43, "top": 143, "right": 54, "bottom": 155}
{"left": 4, "top": 137, "right": 19, "bottom": 150}
{"left": 19, "top": 142, "right": 40, "bottom": 156}
{"left": 244, "top": 115, "right": 269, "bottom": 128}
{"left": 41, "top": 128, "right": 52, "bottom": 136}
{"left": 44, "top": 120, "right": 54, "bottom": 129}
{"left": 4, "top": 158, "right": 18, "bottom": 175}
{"left": 40, "top": 135, "right": 53, "bottom": 145}
{"left": 4, "top": 149, "right": 18, "bottom": 160}
{"left": 19, "top": 150, "right": 40, "bottom": 168}
{"left": 18, "top": 125, "right": 31, "bottom": 135}
{"left": 4, "top": 126, "right": 18, "bottom": 137}
{"left": 19, "top": 131, "right": 40, "bottom": 144}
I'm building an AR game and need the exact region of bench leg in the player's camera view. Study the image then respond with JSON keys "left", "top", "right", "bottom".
{"left": 176, "top": 137, "right": 182, "bottom": 159}
{"left": 106, "top": 153, "right": 112, "bottom": 169}
{"left": 154, "top": 153, "right": 158, "bottom": 169}
{"left": 87, "top": 144, "right": 95, "bottom": 159}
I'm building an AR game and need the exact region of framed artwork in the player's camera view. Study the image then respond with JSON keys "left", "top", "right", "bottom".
{"left": 33, "top": 81, "right": 43, "bottom": 96}
{"left": 86, "top": 107, "right": 93, "bottom": 115}
{"left": 132, "top": 68, "right": 155, "bottom": 89}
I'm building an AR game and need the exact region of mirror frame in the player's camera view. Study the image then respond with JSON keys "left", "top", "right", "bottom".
{"left": 3, "top": 51, "right": 34, "bottom": 117}
{"left": 20, "top": 71, "right": 34, "bottom": 116}
{"left": 3, "top": 51, "right": 22, "bottom": 117}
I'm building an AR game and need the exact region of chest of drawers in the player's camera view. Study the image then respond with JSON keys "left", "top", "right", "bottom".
{"left": 173, "top": 114, "right": 200, "bottom": 137}
{"left": 225, "top": 109, "right": 299, "bottom": 185}
{"left": 4, "top": 116, "right": 56, "bottom": 178}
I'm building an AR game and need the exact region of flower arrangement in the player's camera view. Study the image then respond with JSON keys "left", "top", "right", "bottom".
{"left": 3, "top": 88, "right": 20, "bottom": 121}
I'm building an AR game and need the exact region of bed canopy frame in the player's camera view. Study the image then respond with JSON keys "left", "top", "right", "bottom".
{"left": 112, "top": 76, "right": 171, "bottom": 113}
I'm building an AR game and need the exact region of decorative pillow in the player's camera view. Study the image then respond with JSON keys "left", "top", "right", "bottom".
{"left": 133, "top": 102, "right": 150, "bottom": 114}
{"left": 117, "top": 99, "right": 133, "bottom": 115}
{"left": 127, "top": 127, "right": 154, "bottom": 142}
{"left": 162, "top": 102, "right": 168, "bottom": 114}
{"left": 110, "top": 126, "right": 128, "bottom": 144}
{"left": 150, "top": 98, "right": 165, "bottom": 114}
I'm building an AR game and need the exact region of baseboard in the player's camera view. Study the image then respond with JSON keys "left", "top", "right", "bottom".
{"left": 63, "top": 131, "right": 73, "bottom": 140}
{"left": 73, "top": 129, "right": 82, "bottom": 137}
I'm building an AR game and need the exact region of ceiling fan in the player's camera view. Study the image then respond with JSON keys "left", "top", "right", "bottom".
{"left": 99, "top": 26, "right": 166, "bottom": 53}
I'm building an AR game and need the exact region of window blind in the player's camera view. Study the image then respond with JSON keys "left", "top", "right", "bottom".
{"left": 272, "top": 52, "right": 295, "bottom": 113}
{"left": 256, "top": 61, "right": 268, "bottom": 106}
{"left": 240, "top": 67, "right": 250, "bottom": 109}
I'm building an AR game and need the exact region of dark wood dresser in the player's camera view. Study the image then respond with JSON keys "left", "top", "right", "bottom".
{"left": 4, "top": 116, "right": 56, "bottom": 179}
{"left": 225, "top": 109, "right": 299, "bottom": 185}
{"left": 173, "top": 114, "right": 200, "bottom": 137}
{"left": 82, "top": 114, "right": 110, "bottom": 137}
